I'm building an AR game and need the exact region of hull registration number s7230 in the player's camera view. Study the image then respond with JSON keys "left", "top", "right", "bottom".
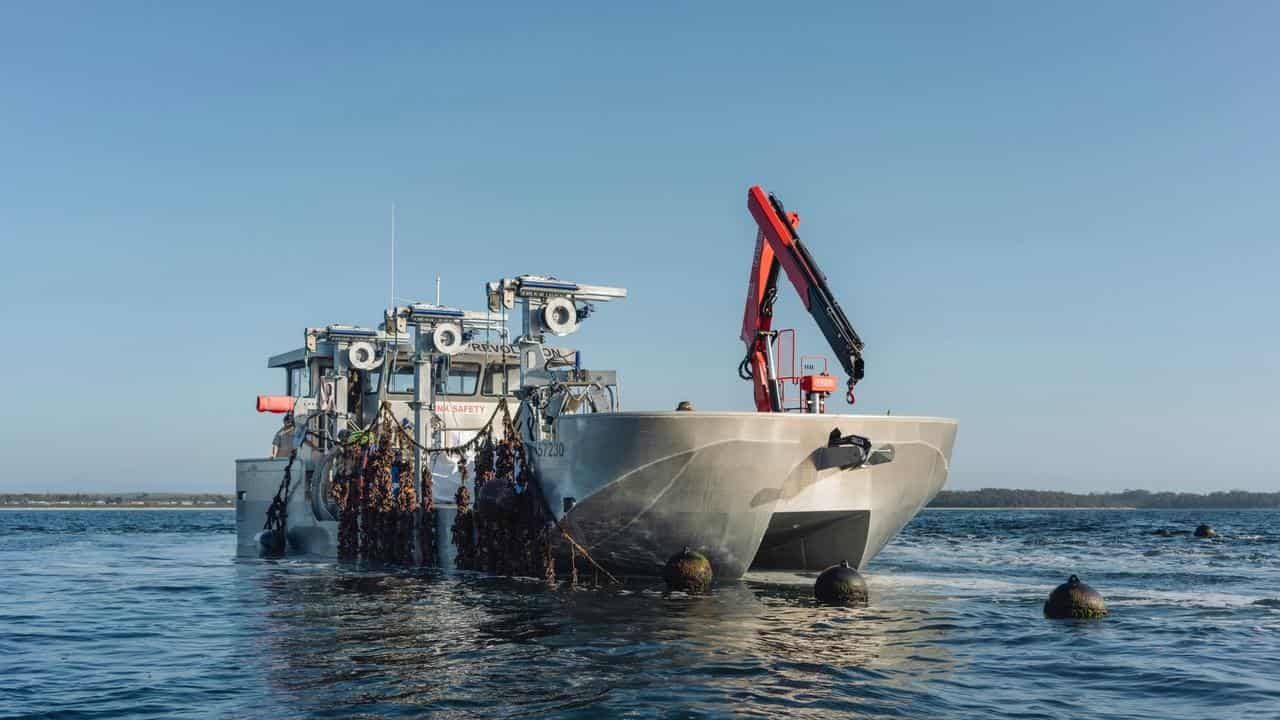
{"left": 528, "top": 441, "right": 565, "bottom": 458}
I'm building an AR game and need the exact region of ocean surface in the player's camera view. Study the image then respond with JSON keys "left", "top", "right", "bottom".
{"left": 2, "top": 509, "right": 1278, "bottom": 719}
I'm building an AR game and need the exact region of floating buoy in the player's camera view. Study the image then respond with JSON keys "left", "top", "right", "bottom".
{"left": 663, "top": 546, "right": 712, "bottom": 593}
{"left": 814, "top": 560, "right": 868, "bottom": 606}
{"left": 1194, "top": 524, "right": 1218, "bottom": 538}
{"left": 1044, "top": 575, "right": 1108, "bottom": 619}
{"left": 258, "top": 529, "right": 284, "bottom": 557}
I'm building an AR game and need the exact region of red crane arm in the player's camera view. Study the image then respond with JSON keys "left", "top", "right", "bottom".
{"left": 739, "top": 185, "right": 865, "bottom": 412}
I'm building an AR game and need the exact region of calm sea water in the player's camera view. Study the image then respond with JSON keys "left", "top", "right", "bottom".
{"left": 2, "top": 509, "right": 1278, "bottom": 719}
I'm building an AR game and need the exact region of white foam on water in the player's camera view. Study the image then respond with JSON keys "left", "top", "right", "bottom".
{"left": 870, "top": 572, "right": 1036, "bottom": 595}
{"left": 1105, "top": 587, "right": 1265, "bottom": 610}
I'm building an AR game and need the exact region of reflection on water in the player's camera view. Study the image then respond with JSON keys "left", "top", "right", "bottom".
{"left": 243, "top": 564, "right": 958, "bottom": 718}
{"left": 4, "top": 509, "right": 1280, "bottom": 719}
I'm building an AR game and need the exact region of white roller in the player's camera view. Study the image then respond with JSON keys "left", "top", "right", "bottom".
{"left": 347, "top": 341, "right": 379, "bottom": 370}
{"left": 542, "top": 297, "right": 578, "bottom": 337}
{"left": 431, "top": 322, "right": 465, "bottom": 355}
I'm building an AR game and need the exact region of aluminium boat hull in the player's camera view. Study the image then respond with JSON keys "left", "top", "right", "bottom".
{"left": 527, "top": 412, "right": 957, "bottom": 577}
{"left": 236, "top": 412, "right": 956, "bottom": 579}
{"left": 748, "top": 414, "right": 957, "bottom": 571}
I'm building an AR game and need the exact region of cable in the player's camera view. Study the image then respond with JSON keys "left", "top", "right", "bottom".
{"left": 738, "top": 352, "right": 754, "bottom": 381}
{"left": 759, "top": 285, "right": 778, "bottom": 318}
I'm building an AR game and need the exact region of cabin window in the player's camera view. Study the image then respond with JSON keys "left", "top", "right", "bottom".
{"left": 365, "top": 363, "right": 480, "bottom": 396}
{"left": 288, "top": 366, "right": 310, "bottom": 397}
{"left": 366, "top": 366, "right": 415, "bottom": 395}
{"left": 443, "top": 362, "right": 480, "bottom": 396}
{"left": 483, "top": 364, "right": 521, "bottom": 396}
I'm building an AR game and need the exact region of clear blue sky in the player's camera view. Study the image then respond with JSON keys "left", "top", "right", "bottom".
{"left": 2, "top": 2, "right": 1276, "bottom": 493}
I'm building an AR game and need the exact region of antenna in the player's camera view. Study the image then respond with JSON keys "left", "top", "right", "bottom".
{"left": 436, "top": 275, "right": 441, "bottom": 305}
{"left": 390, "top": 202, "right": 397, "bottom": 315}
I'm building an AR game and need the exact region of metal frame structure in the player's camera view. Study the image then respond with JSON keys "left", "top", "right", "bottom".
{"left": 740, "top": 185, "right": 866, "bottom": 412}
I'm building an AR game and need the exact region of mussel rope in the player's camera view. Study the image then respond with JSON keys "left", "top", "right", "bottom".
{"left": 418, "top": 462, "right": 436, "bottom": 567}
{"left": 333, "top": 446, "right": 362, "bottom": 561}
{"left": 394, "top": 449, "right": 419, "bottom": 563}
{"left": 497, "top": 410, "right": 620, "bottom": 584}
{"left": 324, "top": 399, "right": 618, "bottom": 583}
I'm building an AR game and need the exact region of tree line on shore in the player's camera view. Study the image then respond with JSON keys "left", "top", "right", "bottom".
{"left": 929, "top": 488, "right": 1280, "bottom": 509}
{"left": 1, "top": 492, "right": 234, "bottom": 506}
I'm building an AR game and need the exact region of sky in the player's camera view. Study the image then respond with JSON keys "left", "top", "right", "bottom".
{"left": 1, "top": 2, "right": 1276, "bottom": 494}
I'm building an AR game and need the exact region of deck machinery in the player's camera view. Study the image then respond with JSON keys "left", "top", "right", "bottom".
{"left": 236, "top": 186, "right": 956, "bottom": 577}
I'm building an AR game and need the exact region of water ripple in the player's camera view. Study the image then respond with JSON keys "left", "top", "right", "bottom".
{"left": 3, "top": 509, "right": 1280, "bottom": 718}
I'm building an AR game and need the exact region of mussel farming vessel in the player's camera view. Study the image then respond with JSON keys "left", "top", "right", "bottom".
{"left": 236, "top": 186, "right": 957, "bottom": 579}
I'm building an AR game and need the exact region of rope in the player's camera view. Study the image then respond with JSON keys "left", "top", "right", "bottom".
{"left": 511, "top": 427, "right": 620, "bottom": 585}
{"left": 553, "top": 520, "right": 619, "bottom": 585}
{"left": 333, "top": 445, "right": 361, "bottom": 561}
{"left": 378, "top": 398, "right": 511, "bottom": 457}
{"left": 261, "top": 451, "right": 297, "bottom": 556}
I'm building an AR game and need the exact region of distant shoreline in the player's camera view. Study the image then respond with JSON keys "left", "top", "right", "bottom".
{"left": 1, "top": 505, "right": 233, "bottom": 511}
{"left": 926, "top": 506, "right": 1137, "bottom": 511}
{"left": 929, "top": 505, "right": 1279, "bottom": 510}
{"left": 1, "top": 492, "right": 235, "bottom": 510}
{"left": 929, "top": 488, "right": 1280, "bottom": 510}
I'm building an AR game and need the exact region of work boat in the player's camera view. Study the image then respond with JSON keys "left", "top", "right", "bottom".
{"left": 236, "top": 186, "right": 957, "bottom": 579}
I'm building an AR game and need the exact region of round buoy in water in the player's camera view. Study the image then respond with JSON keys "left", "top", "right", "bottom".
{"left": 258, "top": 529, "right": 284, "bottom": 557}
{"left": 1194, "top": 524, "right": 1218, "bottom": 538}
{"left": 663, "top": 547, "right": 712, "bottom": 593}
{"left": 1044, "top": 575, "right": 1108, "bottom": 619}
{"left": 814, "top": 560, "right": 868, "bottom": 606}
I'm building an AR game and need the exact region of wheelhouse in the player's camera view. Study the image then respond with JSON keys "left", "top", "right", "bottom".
{"left": 267, "top": 336, "right": 581, "bottom": 434}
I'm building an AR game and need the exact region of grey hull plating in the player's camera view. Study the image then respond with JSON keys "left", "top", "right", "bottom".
{"left": 754, "top": 414, "right": 957, "bottom": 572}
{"left": 236, "top": 412, "right": 957, "bottom": 578}
{"left": 527, "top": 412, "right": 957, "bottom": 577}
